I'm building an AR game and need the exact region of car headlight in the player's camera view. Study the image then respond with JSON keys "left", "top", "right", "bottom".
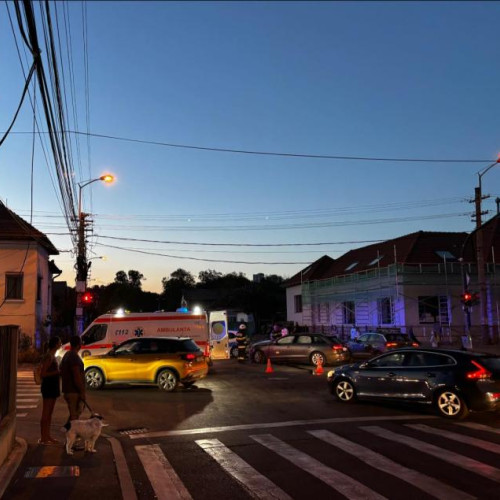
{"left": 327, "top": 370, "right": 335, "bottom": 378}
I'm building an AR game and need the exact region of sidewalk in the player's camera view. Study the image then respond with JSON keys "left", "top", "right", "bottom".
{"left": 0, "top": 369, "right": 133, "bottom": 500}
{"left": 0, "top": 425, "right": 128, "bottom": 500}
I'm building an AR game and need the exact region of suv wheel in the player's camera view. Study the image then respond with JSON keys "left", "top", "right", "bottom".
{"left": 253, "top": 350, "right": 266, "bottom": 364}
{"left": 85, "top": 368, "right": 105, "bottom": 390}
{"left": 333, "top": 379, "right": 356, "bottom": 403}
{"left": 230, "top": 346, "right": 238, "bottom": 358}
{"left": 435, "top": 389, "right": 469, "bottom": 419}
{"left": 157, "top": 369, "right": 178, "bottom": 392}
{"left": 310, "top": 351, "right": 326, "bottom": 366}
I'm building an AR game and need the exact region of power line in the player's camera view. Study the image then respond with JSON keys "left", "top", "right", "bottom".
{"left": 95, "top": 242, "right": 312, "bottom": 265}
{"left": 8, "top": 130, "right": 494, "bottom": 163}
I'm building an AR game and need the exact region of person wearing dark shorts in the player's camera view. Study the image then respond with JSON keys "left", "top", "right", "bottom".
{"left": 60, "top": 335, "right": 86, "bottom": 423}
{"left": 39, "top": 336, "right": 62, "bottom": 445}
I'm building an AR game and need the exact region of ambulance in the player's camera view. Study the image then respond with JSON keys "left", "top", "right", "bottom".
{"left": 209, "top": 310, "right": 255, "bottom": 360}
{"left": 56, "top": 310, "right": 210, "bottom": 361}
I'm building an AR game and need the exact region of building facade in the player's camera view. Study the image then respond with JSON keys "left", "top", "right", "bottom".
{"left": 0, "top": 201, "right": 60, "bottom": 348}
{"left": 286, "top": 223, "right": 500, "bottom": 345}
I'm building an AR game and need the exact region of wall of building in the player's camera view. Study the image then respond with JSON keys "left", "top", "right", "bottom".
{"left": 286, "top": 284, "right": 303, "bottom": 324}
{"left": 0, "top": 242, "right": 52, "bottom": 347}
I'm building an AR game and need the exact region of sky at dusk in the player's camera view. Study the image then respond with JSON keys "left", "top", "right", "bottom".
{"left": 1, "top": 1, "right": 500, "bottom": 294}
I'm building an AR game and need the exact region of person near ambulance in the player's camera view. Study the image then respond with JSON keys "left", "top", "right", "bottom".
{"left": 236, "top": 324, "right": 248, "bottom": 363}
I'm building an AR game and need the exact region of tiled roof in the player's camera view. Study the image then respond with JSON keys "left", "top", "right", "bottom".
{"left": 0, "top": 201, "right": 59, "bottom": 255}
{"left": 322, "top": 231, "right": 469, "bottom": 279}
{"left": 284, "top": 255, "right": 335, "bottom": 287}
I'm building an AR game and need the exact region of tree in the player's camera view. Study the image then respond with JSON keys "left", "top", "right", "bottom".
{"left": 128, "top": 270, "right": 144, "bottom": 289}
{"left": 198, "top": 269, "right": 222, "bottom": 286}
{"left": 161, "top": 268, "right": 195, "bottom": 311}
{"left": 114, "top": 270, "right": 128, "bottom": 285}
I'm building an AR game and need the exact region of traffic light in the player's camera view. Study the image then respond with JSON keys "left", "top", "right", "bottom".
{"left": 461, "top": 291, "right": 479, "bottom": 307}
{"left": 82, "top": 291, "right": 94, "bottom": 305}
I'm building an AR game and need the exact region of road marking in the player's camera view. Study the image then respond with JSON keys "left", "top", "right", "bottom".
{"left": 16, "top": 405, "right": 37, "bottom": 409}
{"left": 129, "top": 415, "right": 436, "bottom": 439}
{"left": 309, "top": 429, "right": 475, "bottom": 500}
{"left": 251, "top": 434, "right": 386, "bottom": 500}
{"left": 16, "top": 399, "right": 39, "bottom": 403}
{"left": 16, "top": 413, "right": 28, "bottom": 417}
{"left": 362, "top": 426, "right": 500, "bottom": 483}
{"left": 196, "top": 438, "right": 291, "bottom": 500}
{"left": 455, "top": 422, "right": 500, "bottom": 435}
{"left": 107, "top": 437, "right": 137, "bottom": 500}
{"left": 136, "top": 444, "right": 192, "bottom": 500}
{"left": 407, "top": 424, "right": 500, "bottom": 454}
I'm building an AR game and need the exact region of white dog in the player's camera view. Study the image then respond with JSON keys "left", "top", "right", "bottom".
{"left": 64, "top": 414, "right": 107, "bottom": 455}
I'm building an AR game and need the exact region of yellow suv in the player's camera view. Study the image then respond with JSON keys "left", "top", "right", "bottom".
{"left": 84, "top": 337, "right": 208, "bottom": 392}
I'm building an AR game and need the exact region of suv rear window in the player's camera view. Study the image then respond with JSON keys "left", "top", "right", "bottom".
{"left": 174, "top": 339, "right": 200, "bottom": 353}
{"left": 385, "top": 334, "right": 407, "bottom": 342}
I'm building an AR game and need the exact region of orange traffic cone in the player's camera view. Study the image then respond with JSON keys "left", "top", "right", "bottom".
{"left": 265, "top": 358, "right": 274, "bottom": 374}
{"left": 314, "top": 358, "right": 324, "bottom": 376}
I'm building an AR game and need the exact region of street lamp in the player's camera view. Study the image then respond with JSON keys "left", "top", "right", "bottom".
{"left": 75, "top": 174, "right": 114, "bottom": 334}
{"left": 475, "top": 158, "right": 500, "bottom": 345}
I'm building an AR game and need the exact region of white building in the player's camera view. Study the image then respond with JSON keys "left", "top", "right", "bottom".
{"left": 0, "top": 201, "right": 60, "bottom": 349}
{"left": 285, "top": 224, "right": 500, "bottom": 345}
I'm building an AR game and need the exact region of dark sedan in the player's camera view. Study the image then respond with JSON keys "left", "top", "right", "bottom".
{"left": 250, "top": 333, "right": 351, "bottom": 366}
{"left": 348, "top": 332, "right": 418, "bottom": 358}
{"left": 327, "top": 348, "right": 500, "bottom": 419}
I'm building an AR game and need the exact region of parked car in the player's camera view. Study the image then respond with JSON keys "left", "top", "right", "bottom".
{"left": 327, "top": 348, "right": 500, "bottom": 419}
{"left": 250, "top": 333, "right": 351, "bottom": 366}
{"left": 348, "top": 332, "right": 418, "bottom": 358}
{"left": 84, "top": 336, "right": 208, "bottom": 392}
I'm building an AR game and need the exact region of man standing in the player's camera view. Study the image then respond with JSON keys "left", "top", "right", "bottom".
{"left": 60, "top": 335, "right": 86, "bottom": 422}
{"left": 236, "top": 324, "right": 247, "bottom": 363}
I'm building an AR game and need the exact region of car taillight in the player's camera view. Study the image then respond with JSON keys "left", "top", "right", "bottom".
{"left": 386, "top": 342, "right": 397, "bottom": 348}
{"left": 466, "top": 360, "right": 492, "bottom": 380}
{"left": 332, "top": 344, "right": 343, "bottom": 351}
{"left": 487, "top": 392, "right": 500, "bottom": 401}
{"left": 411, "top": 342, "right": 419, "bottom": 347}
{"left": 182, "top": 353, "right": 196, "bottom": 361}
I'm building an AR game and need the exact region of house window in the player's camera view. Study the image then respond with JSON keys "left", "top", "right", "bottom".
{"left": 435, "top": 250, "right": 456, "bottom": 261}
{"left": 369, "top": 255, "right": 384, "bottom": 266}
{"left": 343, "top": 301, "right": 355, "bottom": 324}
{"left": 6, "top": 273, "right": 23, "bottom": 300}
{"left": 37, "top": 276, "right": 42, "bottom": 302}
{"left": 418, "top": 296, "right": 449, "bottom": 324}
{"left": 294, "top": 294, "right": 303, "bottom": 313}
{"left": 345, "top": 262, "right": 358, "bottom": 272}
{"left": 378, "top": 297, "right": 394, "bottom": 324}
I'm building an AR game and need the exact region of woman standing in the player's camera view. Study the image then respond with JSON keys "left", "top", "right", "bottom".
{"left": 39, "top": 336, "right": 62, "bottom": 445}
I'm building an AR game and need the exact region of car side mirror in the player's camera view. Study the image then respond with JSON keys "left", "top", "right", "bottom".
{"left": 108, "top": 350, "right": 116, "bottom": 357}
{"left": 360, "top": 361, "right": 374, "bottom": 369}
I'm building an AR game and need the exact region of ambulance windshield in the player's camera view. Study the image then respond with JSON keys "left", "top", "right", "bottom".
{"left": 81, "top": 324, "right": 108, "bottom": 345}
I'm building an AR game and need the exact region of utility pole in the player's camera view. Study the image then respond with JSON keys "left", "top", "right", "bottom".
{"left": 75, "top": 211, "right": 89, "bottom": 335}
{"left": 475, "top": 158, "right": 500, "bottom": 345}
{"left": 474, "top": 187, "right": 490, "bottom": 344}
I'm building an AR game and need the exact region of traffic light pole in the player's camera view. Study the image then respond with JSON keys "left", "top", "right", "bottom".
{"left": 75, "top": 211, "right": 88, "bottom": 335}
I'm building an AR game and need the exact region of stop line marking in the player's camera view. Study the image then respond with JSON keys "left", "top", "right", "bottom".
{"left": 128, "top": 414, "right": 436, "bottom": 439}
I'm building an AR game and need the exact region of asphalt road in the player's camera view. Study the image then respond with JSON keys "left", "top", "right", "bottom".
{"left": 5, "top": 359, "right": 500, "bottom": 499}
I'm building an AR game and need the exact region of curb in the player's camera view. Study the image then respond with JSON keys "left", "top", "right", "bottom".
{"left": 0, "top": 437, "right": 27, "bottom": 499}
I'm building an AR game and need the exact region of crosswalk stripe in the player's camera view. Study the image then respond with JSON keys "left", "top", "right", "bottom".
{"left": 16, "top": 399, "right": 39, "bottom": 403}
{"left": 362, "top": 426, "right": 500, "bottom": 483}
{"left": 16, "top": 413, "right": 28, "bottom": 417}
{"left": 455, "top": 422, "right": 500, "bottom": 435}
{"left": 251, "top": 434, "right": 386, "bottom": 500}
{"left": 196, "top": 438, "right": 291, "bottom": 500}
{"left": 135, "top": 444, "right": 192, "bottom": 500}
{"left": 407, "top": 424, "right": 500, "bottom": 454}
{"left": 16, "top": 405, "right": 37, "bottom": 409}
{"left": 308, "top": 429, "right": 475, "bottom": 500}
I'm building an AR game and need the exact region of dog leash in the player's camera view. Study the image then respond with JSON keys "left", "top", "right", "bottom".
{"left": 82, "top": 399, "right": 94, "bottom": 414}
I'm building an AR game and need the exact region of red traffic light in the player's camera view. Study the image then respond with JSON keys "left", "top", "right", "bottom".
{"left": 82, "top": 292, "right": 94, "bottom": 304}
{"left": 463, "top": 293, "right": 472, "bottom": 302}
